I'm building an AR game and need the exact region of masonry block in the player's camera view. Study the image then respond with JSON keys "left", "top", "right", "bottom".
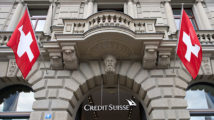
{"left": 174, "top": 78, "right": 188, "bottom": 90}
{"left": 51, "top": 100, "right": 73, "bottom": 113}
{"left": 177, "top": 69, "right": 192, "bottom": 83}
{"left": 32, "top": 79, "right": 47, "bottom": 91}
{"left": 56, "top": 70, "right": 71, "bottom": 78}
{"left": 147, "top": 88, "right": 162, "bottom": 100}
{"left": 169, "top": 98, "right": 187, "bottom": 109}
{"left": 141, "top": 78, "right": 156, "bottom": 91}
{"left": 28, "top": 71, "right": 43, "bottom": 85}
{"left": 156, "top": 78, "right": 173, "bottom": 87}
{"left": 44, "top": 70, "right": 56, "bottom": 78}
{"left": 150, "top": 110, "right": 165, "bottom": 120}
{"left": 35, "top": 89, "right": 48, "bottom": 99}
{"left": 58, "top": 89, "right": 77, "bottom": 106}
{"left": 127, "top": 62, "right": 141, "bottom": 79}
{"left": 54, "top": 111, "right": 72, "bottom": 120}
{"left": 30, "top": 111, "right": 43, "bottom": 120}
{"left": 47, "top": 79, "right": 63, "bottom": 88}
{"left": 48, "top": 89, "right": 58, "bottom": 98}
{"left": 150, "top": 70, "right": 164, "bottom": 77}
{"left": 176, "top": 110, "right": 190, "bottom": 120}
{"left": 33, "top": 100, "right": 50, "bottom": 110}
{"left": 0, "top": 61, "right": 8, "bottom": 77}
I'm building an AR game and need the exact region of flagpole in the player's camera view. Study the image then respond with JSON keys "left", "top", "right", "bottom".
{"left": 173, "top": 3, "right": 184, "bottom": 73}
{"left": 25, "top": 5, "right": 48, "bottom": 74}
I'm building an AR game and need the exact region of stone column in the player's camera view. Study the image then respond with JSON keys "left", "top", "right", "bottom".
{"left": 196, "top": 0, "right": 212, "bottom": 30}
{"left": 7, "top": 0, "right": 24, "bottom": 31}
{"left": 43, "top": 3, "right": 54, "bottom": 35}
{"left": 30, "top": 68, "right": 76, "bottom": 120}
{"left": 164, "top": 0, "right": 177, "bottom": 34}
{"left": 128, "top": 0, "right": 134, "bottom": 18}
{"left": 87, "top": 0, "right": 94, "bottom": 17}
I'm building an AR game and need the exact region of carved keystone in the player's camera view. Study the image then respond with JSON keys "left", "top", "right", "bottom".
{"left": 104, "top": 55, "right": 117, "bottom": 74}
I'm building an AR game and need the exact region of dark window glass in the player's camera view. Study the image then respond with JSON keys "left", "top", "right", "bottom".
{"left": 98, "top": 4, "right": 124, "bottom": 12}
{"left": 173, "top": 9, "right": 198, "bottom": 30}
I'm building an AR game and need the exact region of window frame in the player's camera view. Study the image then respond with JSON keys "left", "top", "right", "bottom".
{"left": 173, "top": 8, "right": 199, "bottom": 30}
{"left": 186, "top": 83, "right": 214, "bottom": 119}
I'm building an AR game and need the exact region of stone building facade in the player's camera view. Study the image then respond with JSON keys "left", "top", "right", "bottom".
{"left": 0, "top": 0, "right": 214, "bottom": 120}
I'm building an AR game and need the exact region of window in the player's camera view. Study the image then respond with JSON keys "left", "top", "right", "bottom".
{"left": 173, "top": 9, "right": 198, "bottom": 30}
{"left": 0, "top": 92, "right": 35, "bottom": 112}
{"left": 29, "top": 9, "right": 48, "bottom": 31}
{"left": 0, "top": 85, "right": 35, "bottom": 120}
{"left": 98, "top": 4, "right": 124, "bottom": 12}
{"left": 185, "top": 83, "right": 214, "bottom": 120}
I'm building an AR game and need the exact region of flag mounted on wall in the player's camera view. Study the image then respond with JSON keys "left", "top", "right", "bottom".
{"left": 177, "top": 10, "right": 202, "bottom": 79}
{"left": 7, "top": 9, "right": 40, "bottom": 79}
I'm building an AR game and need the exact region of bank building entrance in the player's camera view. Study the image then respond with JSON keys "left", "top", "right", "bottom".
{"left": 75, "top": 86, "right": 147, "bottom": 120}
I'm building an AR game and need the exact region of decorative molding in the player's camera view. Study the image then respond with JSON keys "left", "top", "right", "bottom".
{"left": 104, "top": 55, "right": 117, "bottom": 74}
{"left": 49, "top": 52, "right": 63, "bottom": 70}
{"left": 62, "top": 46, "right": 79, "bottom": 70}
{"left": 143, "top": 45, "right": 158, "bottom": 69}
{"left": 158, "top": 52, "right": 171, "bottom": 68}
{"left": 7, "top": 59, "right": 18, "bottom": 77}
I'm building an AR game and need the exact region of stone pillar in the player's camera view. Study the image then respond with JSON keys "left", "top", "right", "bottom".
{"left": 164, "top": 0, "right": 177, "bottom": 34}
{"left": 87, "top": 0, "right": 94, "bottom": 17}
{"left": 127, "top": 0, "right": 134, "bottom": 18}
{"left": 30, "top": 68, "right": 77, "bottom": 120}
{"left": 141, "top": 70, "right": 190, "bottom": 120}
{"left": 7, "top": 0, "right": 24, "bottom": 31}
{"left": 196, "top": 0, "right": 212, "bottom": 30}
{"left": 43, "top": 3, "right": 54, "bottom": 35}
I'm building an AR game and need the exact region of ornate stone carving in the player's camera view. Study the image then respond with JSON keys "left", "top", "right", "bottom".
{"left": 62, "top": 46, "right": 79, "bottom": 70}
{"left": 143, "top": 45, "right": 158, "bottom": 69}
{"left": 104, "top": 55, "right": 117, "bottom": 74}
{"left": 201, "top": 57, "right": 212, "bottom": 75}
{"left": 49, "top": 52, "right": 63, "bottom": 70}
{"left": 7, "top": 59, "right": 19, "bottom": 77}
{"left": 158, "top": 52, "right": 171, "bottom": 68}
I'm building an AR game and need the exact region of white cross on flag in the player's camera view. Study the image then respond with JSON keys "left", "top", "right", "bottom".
{"left": 7, "top": 9, "right": 40, "bottom": 79}
{"left": 177, "top": 10, "right": 202, "bottom": 79}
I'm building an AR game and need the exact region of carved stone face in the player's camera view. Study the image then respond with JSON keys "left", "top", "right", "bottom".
{"left": 104, "top": 55, "right": 116, "bottom": 73}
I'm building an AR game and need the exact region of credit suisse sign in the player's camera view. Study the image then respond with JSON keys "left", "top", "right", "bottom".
{"left": 84, "top": 99, "right": 136, "bottom": 111}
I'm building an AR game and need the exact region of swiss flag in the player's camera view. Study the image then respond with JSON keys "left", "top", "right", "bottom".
{"left": 7, "top": 9, "right": 40, "bottom": 79}
{"left": 177, "top": 10, "right": 202, "bottom": 79}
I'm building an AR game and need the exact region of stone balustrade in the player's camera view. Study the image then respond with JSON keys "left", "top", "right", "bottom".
{"left": 0, "top": 31, "right": 49, "bottom": 46}
{"left": 197, "top": 30, "right": 214, "bottom": 45}
{"left": 63, "top": 11, "right": 156, "bottom": 34}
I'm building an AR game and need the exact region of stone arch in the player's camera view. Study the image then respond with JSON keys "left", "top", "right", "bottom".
{"left": 69, "top": 61, "right": 151, "bottom": 120}
{"left": 30, "top": 60, "right": 191, "bottom": 120}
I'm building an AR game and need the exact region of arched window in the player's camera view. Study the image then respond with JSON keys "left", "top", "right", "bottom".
{"left": 0, "top": 85, "right": 35, "bottom": 119}
{"left": 185, "top": 83, "right": 214, "bottom": 120}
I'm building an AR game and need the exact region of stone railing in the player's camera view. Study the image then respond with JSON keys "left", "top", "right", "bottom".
{"left": 63, "top": 11, "right": 157, "bottom": 34}
{"left": 0, "top": 31, "right": 49, "bottom": 46}
{"left": 197, "top": 30, "right": 214, "bottom": 45}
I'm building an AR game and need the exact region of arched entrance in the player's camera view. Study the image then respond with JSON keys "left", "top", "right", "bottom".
{"left": 75, "top": 86, "right": 147, "bottom": 120}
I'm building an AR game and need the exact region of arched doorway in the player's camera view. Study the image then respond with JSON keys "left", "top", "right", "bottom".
{"left": 75, "top": 86, "right": 147, "bottom": 120}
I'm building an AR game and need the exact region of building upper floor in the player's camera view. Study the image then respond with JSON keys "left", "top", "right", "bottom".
{"left": 1, "top": 0, "right": 214, "bottom": 70}
{"left": 0, "top": 0, "right": 214, "bottom": 33}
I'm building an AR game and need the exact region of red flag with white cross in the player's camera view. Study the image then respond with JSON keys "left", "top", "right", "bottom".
{"left": 177, "top": 10, "right": 202, "bottom": 79}
{"left": 7, "top": 9, "right": 40, "bottom": 79}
